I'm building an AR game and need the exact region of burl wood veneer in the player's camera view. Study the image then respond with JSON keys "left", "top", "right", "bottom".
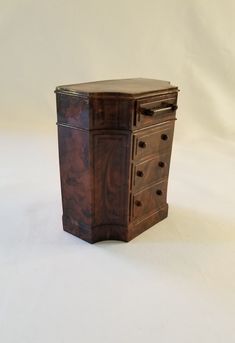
{"left": 55, "top": 78, "right": 179, "bottom": 243}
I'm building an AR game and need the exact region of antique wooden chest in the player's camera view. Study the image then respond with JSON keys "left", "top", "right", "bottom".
{"left": 55, "top": 78, "right": 179, "bottom": 243}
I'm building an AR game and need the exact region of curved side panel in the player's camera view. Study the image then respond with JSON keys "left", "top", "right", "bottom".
{"left": 58, "top": 126, "right": 92, "bottom": 232}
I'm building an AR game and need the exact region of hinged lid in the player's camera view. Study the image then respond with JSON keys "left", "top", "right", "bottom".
{"left": 55, "top": 78, "right": 179, "bottom": 131}
{"left": 55, "top": 78, "right": 178, "bottom": 99}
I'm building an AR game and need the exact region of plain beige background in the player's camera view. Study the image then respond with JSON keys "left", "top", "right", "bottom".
{"left": 1, "top": 1, "right": 235, "bottom": 342}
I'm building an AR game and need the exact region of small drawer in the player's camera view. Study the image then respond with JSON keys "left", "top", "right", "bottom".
{"left": 132, "top": 180, "right": 167, "bottom": 219}
{"left": 135, "top": 93, "right": 178, "bottom": 129}
{"left": 133, "top": 122, "right": 174, "bottom": 160}
{"left": 133, "top": 153, "right": 171, "bottom": 190}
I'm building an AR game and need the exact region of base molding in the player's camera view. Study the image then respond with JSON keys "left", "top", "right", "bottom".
{"left": 63, "top": 215, "right": 93, "bottom": 243}
{"left": 62, "top": 205, "right": 168, "bottom": 243}
{"left": 127, "top": 205, "right": 168, "bottom": 241}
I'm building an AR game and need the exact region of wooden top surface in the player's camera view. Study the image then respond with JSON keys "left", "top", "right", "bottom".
{"left": 55, "top": 78, "right": 178, "bottom": 97}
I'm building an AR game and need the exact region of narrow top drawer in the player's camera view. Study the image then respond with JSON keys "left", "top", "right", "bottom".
{"left": 135, "top": 93, "right": 178, "bottom": 129}
{"left": 55, "top": 80, "right": 179, "bottom": 131}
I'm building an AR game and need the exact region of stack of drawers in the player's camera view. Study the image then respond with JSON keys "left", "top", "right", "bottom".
{"left": 129, "top": 94, "right": 178, "bottom": 239}
{"left": 55, "top": 78, "right": 179, "bottom": 243}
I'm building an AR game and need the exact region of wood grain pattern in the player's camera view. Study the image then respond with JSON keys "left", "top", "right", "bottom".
{"left": 133, "top": 122, "right": 175, "bottom": 161}
{"left": 93, "top": 131, "right": 130, "bottom": 226}
{"left": 133, "top": 153, "right": 171, "bottom": 191}
{"left": 55, "top": 78, "right": 179, "bottom": 243}
{"left": 56, "top": 93, "right": 89, "bottom": 129}
{"left": 90, "top": 97, "right": 133, "bottom": 130}
{"left": 132, "top": 180, "right": 168, "bottom": 220}
{"left": 135, "top": 93, "right": 178, "bottom": 129}
{"left": 58, "top": 126, "right": 94, "bottom": 242}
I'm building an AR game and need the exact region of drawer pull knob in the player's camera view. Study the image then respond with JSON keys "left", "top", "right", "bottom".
{"left": 137, "top": 170, "right": 144, "bottom": 177}
{"left": 156, "top": 190, "right": 163, "bottom": 196}
{"left": 139, "top": 141, "right": 147, "bottom": 148}
{"left": 135, "top": 200, "right": 142, "bottom": 207}
{"left": 141, "top": 104, "right": 178, "bottom": 116}
{"left": 158, "top": 161, "right": 165, "bottom": 168}
{"left": 172, "top": 104, "right": 178, "bottom": 111}
{"left": 161, "top": 134, "right": 168, "bottom": 141}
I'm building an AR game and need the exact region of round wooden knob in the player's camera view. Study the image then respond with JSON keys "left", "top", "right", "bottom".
{"left": 161, "top": 134, "right": 168, "bottom": 141}
{"left": 156, "top": 190, "right": 163, "bottom": 196}
{"left": 171, "top": 104, "right": 178, "bottom": 111}
{"left": 139, "top": 141, "right": 146, "bottom": 148}
{"left": 136, "top": 170, "right": 144, "bottom": 177}
{"left": 135, "top": 200, "right": 142, "bottom": 207}
{"left": 158, "top": 161, "right": 165, "bottom": 168}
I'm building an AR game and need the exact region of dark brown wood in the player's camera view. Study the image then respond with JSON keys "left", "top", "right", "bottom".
{"left": 90, "top": 97, "right": 134, "bottom": 130}
{"left": 132, "top": 180, "right": 168, "bottom": 220}
{"left": 93, "top": 130, "right": 130, "bottom": 226}
{"left": 133, "top": 153, "right": 171, "bottom": 191}
{"left": 136, "top": 93, "right": 178, "bottom": 128}
{"left": 55, "top": 78, "right": 179, "bottom": 243}
{"left": 133, "top": 122, "right": 175, "bottom": 161}
{"left": 56, "top": 93, "right": 90, "bottom": 129}
{"left": 56, "top": 77, "right": 177, "bottom": 97}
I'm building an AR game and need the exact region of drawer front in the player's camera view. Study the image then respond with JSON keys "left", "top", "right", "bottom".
{"left": 132, "top": 181, "right": 167, "bottom": 219}
{"left": 133, "top": 122, "right": 174, "bottom": 160}
{"left": 135, "top": 93, "right": 178, "bottom": 129}
{"left": 133, "top": 153, "right": 171, "bottom": 190}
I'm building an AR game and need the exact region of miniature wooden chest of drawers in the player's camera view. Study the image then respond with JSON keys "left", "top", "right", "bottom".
{"left": 55, "top": 78, "right": 179, "bottom": 243}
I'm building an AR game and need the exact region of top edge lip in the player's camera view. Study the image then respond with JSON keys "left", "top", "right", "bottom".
{"left": 54, "top": 87, "right": 179, "bottom": 99}
{"left": 55, "top": 77, "right": 171, "bottom": 88}
{"left": 54, "top": 78, "right": 179, "bottom": 98}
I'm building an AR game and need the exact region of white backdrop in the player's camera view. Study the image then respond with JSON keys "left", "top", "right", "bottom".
{"left": 1, "top": 1, "right": 235, "bottom": 342}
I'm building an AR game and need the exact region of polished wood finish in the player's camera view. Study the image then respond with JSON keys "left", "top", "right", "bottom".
{"left": 132, "top": 180, "right": 168, "bottom": 220}
{"left": 93, "top": 130, "right": 130, "bottom": 226}
{"left": 133, "top": 122, "right": 175, "bottom": 160}
{"left": 55, "top": 78, "right": 179, "bottom": 243}
{"left": 56, "top": 78, "right": 177, "bottom": 97}
{"left": 133, "top": 153, "right": 171, "bottom": 191}
{"left": 136, "top": 93, "right": 177, "bottom": 128}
